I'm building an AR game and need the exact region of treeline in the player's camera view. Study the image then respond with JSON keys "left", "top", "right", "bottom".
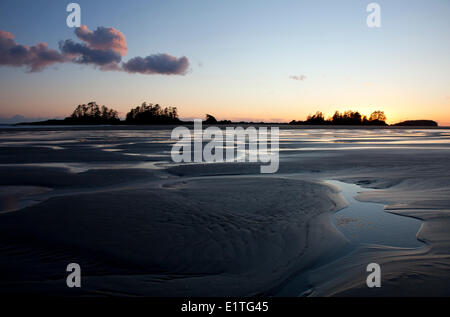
{"left": 48, "top": 101, "right": 181, "bottom": 125}
{"left": 289, "top": 110, "right": 387, "bottom": 126}
{"left": 65, "top": 102, "right": 120, "bottom": 124}
{"left": 126, "top": 102, "right": 180, "bottom": 124}
{"left": 21, "top": 103, "right": 438, "bottom": 127}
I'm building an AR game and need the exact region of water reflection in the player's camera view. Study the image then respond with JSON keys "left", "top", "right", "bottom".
{"left": 328, "top": 180, "right": 423, "bottom": 248}
{"left": 1, "top": 127, "right": 449, "bottom": 172}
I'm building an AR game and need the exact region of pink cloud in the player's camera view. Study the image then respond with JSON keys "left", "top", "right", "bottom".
{"left": 0, "top": 30, "right": 66, "bottom": 72}
{"left": 75, "top": 25, "right": 128, "bottom": 56}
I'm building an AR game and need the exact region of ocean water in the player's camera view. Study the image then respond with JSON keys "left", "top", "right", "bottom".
{"left": 1, "top": 126, "right": 450, "bottom": 160}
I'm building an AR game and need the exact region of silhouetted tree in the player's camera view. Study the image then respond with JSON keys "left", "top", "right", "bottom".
{"left": 368, "top": 111, "right": 387, "bottom": 125}
{"left": 66, "top": 102, "right": 119, "bottom": 124}
{"left": 125, "top": 102, "right": 180, "bottom": 124}
{"left": 305, "top": 111, "right": 327, "bottom": 124}
{"left": 330, "top": 110, "right": 363, "bottom": 125}
{"left": 205, "top": 114, "right": 218, "bottom": 124}
{"left": 292, "top": 109, "right": 388, "bottom": 126}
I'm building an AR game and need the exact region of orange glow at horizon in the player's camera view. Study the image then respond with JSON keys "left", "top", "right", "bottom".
{"left": 2, "top": 97, "right": 450, "bottom": 126}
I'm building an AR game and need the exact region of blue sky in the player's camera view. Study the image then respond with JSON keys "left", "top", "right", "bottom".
{"left": 1, "top": 0, "right": 449, "bottom": 124}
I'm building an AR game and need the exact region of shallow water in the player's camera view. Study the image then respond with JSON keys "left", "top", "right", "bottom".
{"left": 275, "top": 180, "right": 424, "bottom": 297}
{"left": 328, "top": 180, "right": 423, "bottom": 248}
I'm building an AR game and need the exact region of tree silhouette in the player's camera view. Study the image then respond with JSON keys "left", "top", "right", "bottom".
{"left": 291, "top": 109, "right": 388, "bottom": 126}
{"left": 306, "top": 111, "right": 326, "bottom": 124}
{"left": 67, "top": 102, "right": 119, "bottom": 124}
{"left": 331, "top": 110, "right": 363, "bottom": 125}
{"left": 205, "top": 114, "right": 218, "bottom": 124}
{"left": 125, "top": 102, "right": 180, "bottom": 124}
{"left": 369, "top": 111, "right": 387, "bottom": 123}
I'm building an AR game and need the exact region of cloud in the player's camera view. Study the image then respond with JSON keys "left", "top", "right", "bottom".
{"left": 71, "top": 26, "right": 189, "bottom": 74}
{"left": 290, "top": 75, "right": 306, "bottom": 81}
{"left": 122, "top": 53, "right": 189, "bottom": 75}
{"left": 75, "top": 25, "right": 127, "bottom": 56}
{"left": 0, "top": 30, "right": 66, "bottom": 72}
{"left": 58, "top": 25, "right": 127, "bottom": 70}
{"left": 59, "top": 39, "right": 122, "bottom": 69}
{"left": 0, "top": 27, "right": 190, "bottom": 75}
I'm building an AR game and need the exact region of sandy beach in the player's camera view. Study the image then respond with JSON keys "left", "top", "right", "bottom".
{"left": 0, "top": 126, "right": 449, "bottom": 296}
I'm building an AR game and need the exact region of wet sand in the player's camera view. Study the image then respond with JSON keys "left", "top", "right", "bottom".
{"left": 0, "top": 126, "right": 449, "bottom": 296}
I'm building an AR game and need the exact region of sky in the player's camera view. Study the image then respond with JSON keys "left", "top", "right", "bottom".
{"left": 0, "top": 0, "right": 449, "bottom": 124}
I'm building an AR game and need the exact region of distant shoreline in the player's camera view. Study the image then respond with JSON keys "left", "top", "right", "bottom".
{"left": 9, "top": 118, "right": 439, "bottom": 129}
{"left": 1, "top": 123, "right": 447, "bottom": 130}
